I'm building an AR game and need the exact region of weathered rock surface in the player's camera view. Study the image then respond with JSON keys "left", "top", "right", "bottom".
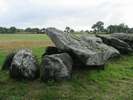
{"left": 96, "top": 35, "right": 133, "bottom": 54}
{"left": 111, "top": 33, "right": 133, "bottom": 48}
{"left": 46, "top": 28, "right": 120, "bottom": 66}
{"left": 111, "top": 33, "right": 133, "bottom": 42}
{"left": 10, "top": 49, "right": 39, "bottom": 80}
{"left": 41, "top": 53, "right": 73, "bottom": 81}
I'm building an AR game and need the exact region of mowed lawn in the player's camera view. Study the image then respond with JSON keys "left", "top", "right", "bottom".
{"left": 0, "top": 34, "right": 133, "bottom": 100}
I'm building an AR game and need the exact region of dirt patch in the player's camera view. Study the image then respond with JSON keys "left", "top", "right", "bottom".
{"left": 0, "top": 40, "right": 54, "bottom": 51}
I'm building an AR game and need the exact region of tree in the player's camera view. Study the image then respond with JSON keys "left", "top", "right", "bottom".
{"left": 9, "top": 26, "right": 16, "bottom": 33}
{"left": 0, "top": 27, "right": 7, "bottom": 33}
{"left": 64, "top": 26, "right": 75, "bottom": 33}
{"left": 118, "top": 23, "right": 128, "bottom": 33}
{"left": 70, "top": 29, "right": 75, "bottom": 33}
{"left": 25, "top": 28, "right": 41, "bottom": 33}
{"left": 107, "top": 25, "right": 115, "bottom": 33}
{"left": 31, "top": 28, "right": 40, "bottom": 33}
{"left": 128, "top": 28, "right": 133, "bottom": 33}
{"left": 25, "top": 28, "right": 32, "bottom": 32}
{"left": 85, "top": 30, "right": 90, "bottom": 33}
{"left": 107, "top": 23, "right": 129, "bottom": 33}
{"left": 41, "top": 28, "right": 46, "bottom": 33}
{"left": 64, "top": 26, "right": 71, "bottom": 33}
{"left": 92, "top": 21, "right": 104, "bottom": 33}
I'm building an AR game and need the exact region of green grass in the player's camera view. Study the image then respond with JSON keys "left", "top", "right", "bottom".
{"left": 0, "top": 34, "right": 50, "bottom": 41}
{"left": 0, "top": 34, "right": 133, "bottom": 99}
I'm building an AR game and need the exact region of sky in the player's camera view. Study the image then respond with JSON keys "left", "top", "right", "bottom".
{"left": 0, "top": 0, "right": 133, "bottom": 30}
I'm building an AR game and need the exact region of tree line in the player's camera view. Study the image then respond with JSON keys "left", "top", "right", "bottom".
{"left": 0, "top": 21, "right": 133, "bottom": 34}
{"left": 65, "top": 21, "right": 133, "bottom": 34}
{"left": 0, "top": 27, "right": 46, "bottom": 34}
{"left": 91, "top": 21, "right": 133, "bottom": 33}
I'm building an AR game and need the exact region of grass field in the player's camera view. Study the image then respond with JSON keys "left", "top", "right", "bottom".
{"left": 0, "top": 34, "right": 133, "bottom": 100}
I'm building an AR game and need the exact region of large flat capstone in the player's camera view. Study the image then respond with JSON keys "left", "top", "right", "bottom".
{"left": 46, "top": 28, "right": 120, "bottom": 66}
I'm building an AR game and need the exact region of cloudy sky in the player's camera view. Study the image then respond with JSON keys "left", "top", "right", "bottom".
{"left": 0, "top": 0, "right": 133, "bottom": 30}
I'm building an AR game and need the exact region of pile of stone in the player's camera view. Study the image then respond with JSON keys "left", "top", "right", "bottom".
{"left": 2, "top": 28, "right": 133, "bottom": 82}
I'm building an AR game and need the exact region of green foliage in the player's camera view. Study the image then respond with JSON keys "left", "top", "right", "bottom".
{"left": 91, "top": 21, "right": 133, "bottom": 34}
{"left": 9, "top": 27, "right": 17, "bottom": 33}
{"left": 92, "top": 21, "right": 105, "bottom": 33}
{"left": 0, "top": 27, "right": 46, "bottom": 34}
{"left": 25, "top": 28, "right": 42, "bottom": 33}
{"left": 0, "top": 26, "right": 17, "bottom": 33}
{"left": 107, "top": 23, "right": 129, "bottom": 33}
{"left": 64, "top": 26, "right": 75, "bottom": 33}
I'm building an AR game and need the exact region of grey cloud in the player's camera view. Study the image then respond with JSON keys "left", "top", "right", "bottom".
{"left": 0, "top": 0, "right": 133, "bottom": 30}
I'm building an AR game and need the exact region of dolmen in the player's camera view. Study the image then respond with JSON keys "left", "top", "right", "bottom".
{"left": 3, "top": 28, "right": 133, "bottom": 82}
{"left": 41, "top": 27, "right": 120, "bottom": 81}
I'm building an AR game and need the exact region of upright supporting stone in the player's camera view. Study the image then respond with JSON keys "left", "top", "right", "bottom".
{"left": 41, "top": 53, "right": 73, "bottom": 81}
